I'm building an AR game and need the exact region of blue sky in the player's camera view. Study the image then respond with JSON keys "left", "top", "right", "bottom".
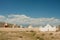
{"left": 0, "top": 0, "right": 60, "bottom": 26}
{"left": 0, "top": 0, "right": 60, "bottom": 18}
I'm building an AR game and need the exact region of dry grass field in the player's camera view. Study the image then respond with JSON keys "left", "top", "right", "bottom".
{"left": 0, "top": 28, "right": 60, "bottom": 40}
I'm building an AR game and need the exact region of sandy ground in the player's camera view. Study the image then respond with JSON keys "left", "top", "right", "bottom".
{"left": 0, "top": 28, "right": 60, "bottom": 40}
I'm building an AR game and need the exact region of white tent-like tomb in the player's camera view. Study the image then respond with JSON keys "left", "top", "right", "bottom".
{"left": 28, "top": 25, "right": 33, "bottom": 28}
{"left": 39, "top": 24, "right": 57, "bottom": 32}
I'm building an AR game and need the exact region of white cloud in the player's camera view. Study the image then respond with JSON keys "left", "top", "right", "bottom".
{"left": 8, "top": 14, "right": 30, "bottom": 18}
{"left": 0, "top": 15, "right": 5, "bottom": 18}
{"left": 0, "top": 15, "right": 6, "bottom": 22}
{"left": 0, "top": 14, "right": 60, "bottom": 26}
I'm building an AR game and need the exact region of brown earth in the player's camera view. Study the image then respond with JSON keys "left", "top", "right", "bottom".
{"left": 0, "top": 28, "right": 60, "bottom": 40}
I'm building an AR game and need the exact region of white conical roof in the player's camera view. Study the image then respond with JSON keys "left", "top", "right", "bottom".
{"left": 45, "top": 24, "right": 52, "bottom": 28}
{"left": 4, "top": 22, "right": 8, "bottom": 26}
{"left": 28, "top": 25, "right": 33, "bottom": 28}
{"left": 46, "top": 24, "right": 51, "bottom": 26}
{"left": 20, "top": 25, "right": 22, "bottom": 28}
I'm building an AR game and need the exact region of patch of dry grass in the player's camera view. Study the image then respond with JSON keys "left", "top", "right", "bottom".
{"left": 0, "top": 30, "right": 60, "bottom": 40}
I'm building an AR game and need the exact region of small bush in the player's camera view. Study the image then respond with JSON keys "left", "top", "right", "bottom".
{"left": 0, "top": 31, "right": 2, "bottom": 33}
{"left": 36, "top": 37, "right": 44, "bottom": 40}
{"left": 49, "top": 33, "right": 53, "bottom": 35}
{"left": 36, "top": 37, "right": 40, "bottom": 39}
{"left": 56, "top": 30, "right": 59, "bottom": 32}
{"left": 30, "top": 30, "right": 36, "bottom": 36}
{"left": 42, "top": 34, "right": 45, "bottom": 36}
{"left": 32, "top": 32, "right": 36, "bottom": 36}
{"left": 26, "top": 31, "right": 28, "bottom": 32}
{"left": 51, "top": 36, "right": 54, "bottom": 39}
{"left": 19, "top": 36, "right": 23, "bottom": 38}
{"left": 39, "top": 38, "right": 44, "bottom": 40}
{"left": 30, "top": 30, "right": 34, "bottom": 32}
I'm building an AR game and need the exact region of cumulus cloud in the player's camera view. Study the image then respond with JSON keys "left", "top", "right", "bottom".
{"left": 0, "top": 15, "right": 6, "bottom": 22}
{"left": 0, "top": 15, "right": 6, "bottom": 19}
{"left": 0, "top": 14, "right": 60, "bottom": 26}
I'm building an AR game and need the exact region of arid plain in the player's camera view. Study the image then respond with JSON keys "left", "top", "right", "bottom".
{"left": 0, "top": 28, "right": 60, "bottom": 40}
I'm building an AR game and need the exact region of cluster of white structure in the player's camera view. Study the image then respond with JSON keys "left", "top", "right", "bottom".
{"left": 28, "top": 24, "right": 57, "bottom": 32}
{"left": 4, "top": 23, "right": 58, "bottom": 32}
{"left": 39, "top": 24, "right": 57, "bottom": 32}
